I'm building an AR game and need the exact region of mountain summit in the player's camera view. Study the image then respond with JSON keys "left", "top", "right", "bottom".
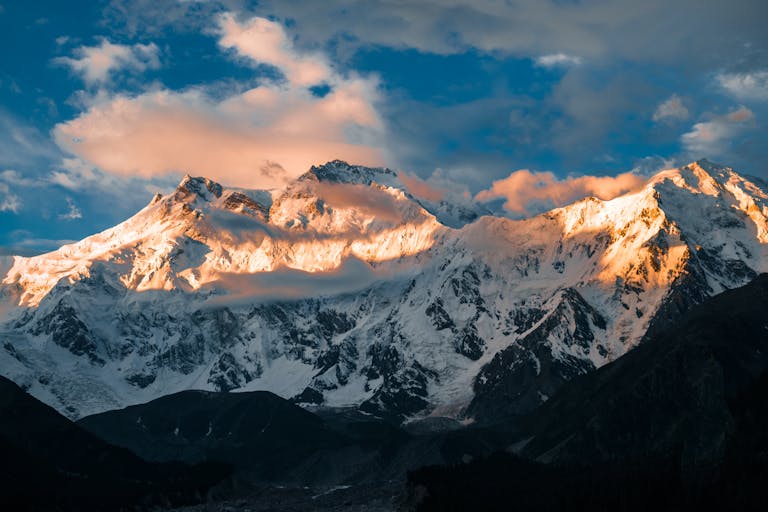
{"left": 2, "top": 160, "right": 767, "bottom": 422}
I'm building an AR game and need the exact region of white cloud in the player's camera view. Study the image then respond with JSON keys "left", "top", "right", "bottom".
{"left": 0, "top": 182, "right": 21, "bottom": 213}
{"left": 58, "top": 197, "right": 82, "bottom": 220}
{"left": 535, "top": 53, "right": 582, "bottom": 68}
{"left": 0, "top": 110, "right": 61, "bottom": 168}
{"left": 652, "top": 94, "right": 689, "bottom": 122}
{"left": 49, "top": 158, "right": 123, "bottom": 192}
{"left": 681, "top": 106, "right": 755, "bottom": 156}
{"left": 0, "top": 169, "right": 37, "bottom": 187}
{"left": 53, "top": 15, "right": 384, "bottom": 189}
{"left": 717, "top": 71, "right": 768, "bottom": 101}
{"left": 54, "top": 39, "right": 160, "bottom": 85}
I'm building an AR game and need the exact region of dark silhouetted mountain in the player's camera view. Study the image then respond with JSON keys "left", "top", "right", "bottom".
{"left": 77, "top": 390, "right": 508, "bottom": 490}
{"left": 77, "top": 389, "right": 362, "bottom": 482}
{"left": 0, "top": 375, "right": 230, "bottom": 511}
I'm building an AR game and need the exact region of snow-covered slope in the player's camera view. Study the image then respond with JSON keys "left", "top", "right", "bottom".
{"left": 1, "top": 159, "right": 767, "bottom": 422}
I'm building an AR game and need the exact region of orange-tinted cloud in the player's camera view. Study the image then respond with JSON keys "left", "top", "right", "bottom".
{"left": 312, "top": 182, "right": 406, "bottom": 223}
{"left": 217, "top": 13, "right": 330, "bottom": 87}
{"left": 54, "top": 87, "right": 383, "bottom": 188}
{"left": 397, "top": 171, "right": 445, "bottom": 202}
{"left": 476, "top": 169, "right": 646, "bottom": 215}
{"left": 53, "top": 15, "right": 384, "bottom": 189}
{"left": 54, "top": 39, "right": 160, "bottom": 85}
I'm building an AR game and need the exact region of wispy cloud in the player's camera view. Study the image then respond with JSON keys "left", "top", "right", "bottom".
{"left": 681, "top": 106, "right": 755, "bottom": 156}
{"left": 0, "top": 182, "right": 21, "bottom": 213}
{"left": 0, "top": 109, "right": 61, "bottom": 168}
{"left": 0, "top": 232, "right": 78, "bottom": 256}
{"left": 535, "top": 53, "right": 582, "bottom": 68}
{"left": 653, "top": 94, "right": 689, "bottom": 122}
{"left": 0, "top": 169, "right": 37, "bottom": 187}
{"left": 717, "top": 71, "right": 768, "bottom": 101}
{"left": 58, "top": 197, "right": 82, "bottom": 220}
{"left": 397, "top": 171, "right": 445, "bottom": 202}
{"left": 54, "top": 39, "right": 160, "bottom": 85}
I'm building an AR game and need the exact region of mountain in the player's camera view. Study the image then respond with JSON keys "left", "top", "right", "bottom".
{"left": 514, "top": 272, "right": 768, "bottom": 472}
{"left": 76, "top": 389, "right": 433, "bottom": 490}
{"left": 407, "top": 273, "right": 768, "bottom": 511}
{"left": 77, "top": 389, "right": 348, "bottom": 479}
{"left": 0, "top": 375, "right": 229, "bottom": 511}
{"left": 2, "top": 159, "right": 768, "bottom": 423}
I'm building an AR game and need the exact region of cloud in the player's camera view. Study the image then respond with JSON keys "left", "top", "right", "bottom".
{"left": 203, "top": 257, "right": 382, "bottom": 305}
{"left": 0, "top": 182, "right": 21, "bottom": 213}
{"left": 311, "top": 182, "right": 408, "bottom": 223}
{"left": 58, "top": 198, "right": 82, "bottom": 220}
{"left": 49, "top": 158, "right": 117, "bottom": 191}
{"left": 242, "top": 0, "right": 766, "bottom": 68}
{"left": 717, "top": 71, "right": 768, "bottom": 101}
{"left": 653, "top": 94, "right": 689, "bottom": 122}
{"left": 535, "top": 53, "right": 582, "bottom": 68}
{"left": 54, "top": 86, "right": 383, "bottom": 189}
{"left": 53, "top": 15, "right": 384, "bottom": 189}
{"left": 216, "top": 13, "right": 330, "bottom": 87}
{"left": 98, "top": 0, "right": 767, "bottom": 71}
{"left": 0, "top": 232, "right": 78, "bottom": 256}
{"left": 629, "top": 155, "right": 677, "bottom": 176}
{"left": 476, "top": 169, "right": 646, "bottom": 216}
{"left": 0, "top": 110, "right": 61, "bottom": 169}
{"left": 681, "top": 106, "right": 755, "bottom": 156}
{"left": 0, "top": 169, "right": 37, "bottom": 187}
{"left": 54, "top": 39, "right": 160, "bottom": 85}
{"left": 397, "top": 171, "right": 445, "bottom": 202}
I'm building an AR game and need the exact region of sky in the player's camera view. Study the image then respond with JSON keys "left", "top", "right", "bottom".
{"left": 0, "top": 0, "right": 767, "bottom": 254}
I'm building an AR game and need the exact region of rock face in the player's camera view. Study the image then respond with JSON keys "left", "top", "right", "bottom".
{"left": 2, "top": 159, "right": 768, "bottom": 423}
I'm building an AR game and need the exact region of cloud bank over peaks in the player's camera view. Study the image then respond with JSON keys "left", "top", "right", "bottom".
{"left": 52, "top": 14, "right": 385, "bottom": 189}
{"left": 476, "top": 168, "right": 647, "bottom": 216}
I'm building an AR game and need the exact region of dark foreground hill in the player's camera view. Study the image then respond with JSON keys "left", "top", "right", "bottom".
{"left": 0, "top": 376, "right": 230, "bottom": 512}
{"left": 76, "top": 389, "right": 488, "bottom": 488}
{"left": 77, "top": 389, "right": 352, "bottom": 481}
{"left": 408, "top": 273, "right": 768, "bottom": 511}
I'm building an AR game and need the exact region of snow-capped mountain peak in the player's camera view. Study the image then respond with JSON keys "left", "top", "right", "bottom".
{"left": 301, "top": 160, "right": 401, "bottom": 188}
{"left": 176, "top": 174, "right": 224, "bottom": 201}
{"left": 2, "top": 160, "right": 768, "bottom": 424}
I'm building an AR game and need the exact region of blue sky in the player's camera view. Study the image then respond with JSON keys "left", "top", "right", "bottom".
{"left": 1, "top": 0, "right": 767, "bottom": 253}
